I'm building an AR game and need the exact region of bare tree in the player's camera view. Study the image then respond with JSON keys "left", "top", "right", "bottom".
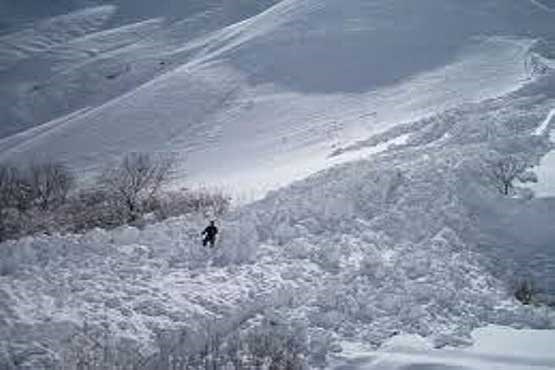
{"left": 28, "top": 161, "right": 75, "bottom": 210}
{"left": 485, "top": 155, "right": 528, "bottom": 195}
{"left": 100, "top": 153, "right": 174, "bottom": 222}
{"left": 0, "top": 164, "right": 33, "bottom": 242}
{"left": 63, "top": 188, "right": 126, "bottom": 232}
{"left": 0, "top": 164, "right": 33, "bottom": 212}
{"left": 155, "top": 189, "right": 231, "bottom": 221}
{"left": 514, "top": 279, "right": 538, "bottom": 305}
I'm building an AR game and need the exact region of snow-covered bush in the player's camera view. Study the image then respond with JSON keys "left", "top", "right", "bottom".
{"left": 0, "top": 165, "right": 29, "bottom": 242}
{"left": 240, "top": 318, "right": 308, "bottom": 370}
{"left": 283, "top": 238, "right": 314, "bottom": 259}
{"left": 62, "top": 188, "right": 127, "bottom": 232}
{"left": 55, "top": 317, "right": 309, "bottom": 370}
{"left": 154, "top": 188, "right": 231, "bottom": 221}
{"left": 514, "top": 279, "right": 539, "bottom": 305}
{"left": 99, "top": 152, "right": 174, "bottom": 223}
{"left": 0, "top": 154, "right": 234, "bottom": 243}
{"left": 0, "top": 161, "right": 74, "bottom": 241}
{"left": 311, "top": 243, "right": 341, "bottom": 272}
{"left": 0, "top": 164, "right": 33, "bottom": 212}
{"left": 0, "top": 208, "right": 28, "bottom": 244}
{"left": 28, "top": 161, "right": 75, "bottom": 211}
{"left": 483, "top": 155, "right": 529, "bottom": 195}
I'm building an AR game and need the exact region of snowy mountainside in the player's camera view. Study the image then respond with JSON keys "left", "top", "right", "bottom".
{"left": 0, "top": 0, "right": 279, "bottom": 138}
{"left": 2, "top": 0, "right": 555, "bottom": 368}
{"left": 0, "top": 0, "right": 279, "bottom": 33}
{"left": 1, "top": 0, "right": 555, "bottom": 195}
{"left": 2, "top": 68, "right": 555, "bottom": 367}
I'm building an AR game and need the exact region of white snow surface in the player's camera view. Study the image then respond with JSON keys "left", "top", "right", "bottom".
{"left": 331, "top": 326, "right": 555, "bottom": 369}
{"left": 1, "top": 0, "right": 554, "bottom": 196}
{"left": 529, "top": 124, "right": 555, "bottom": 197}
{"left": 3, "top": 83, "right": 555, "bottom": 366}
{"left": 2, "top": 0, "right": 555, "bottom": 368}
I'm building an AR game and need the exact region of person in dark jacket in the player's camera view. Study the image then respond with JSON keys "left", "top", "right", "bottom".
{"left": 202, "top": 220, "right": 218, "bottom": 247}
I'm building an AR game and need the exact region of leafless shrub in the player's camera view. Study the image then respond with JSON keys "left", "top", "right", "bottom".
{"left": 0, "top": 154, "right": 229, "bottom": 242}
{"left": 0, "top": 161, "right": 75, "bottom": 241}
{"left": 62, "top": 321, "right": 145, "bottom": 370}
{"left": 57, "top": 318, "right": 308, "bottom": 370}
{"left": 514, "top": 279, "right": 538, "bottom": 305}
{"left": 484, "top": 155, "right": 528, "bottom": 195}
{"left": 0, "top": 164, "right": 33, "bottom": 212}
{"left": 28, "top": 161, "right": 75, "bottom": 210}
{"left": 0, "top": 209, "right": 28, "bottom": 248}
{"left": 244, "top": 321, "right": 307, "bottom": 370}
{"left": 155, "top": 189, "right": 231, "bottom": 221}
{"left": 100, "top": 153, "right": 174, "bottom": 222}
{"left": 142, "top": 321, "right": 307, "bottom": 370}
{"left": 1, "top": 164, "right": 32, "bottom": 241}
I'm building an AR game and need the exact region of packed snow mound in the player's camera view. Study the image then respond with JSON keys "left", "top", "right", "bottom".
{"left": 1, "top": 0, "right": 555, "bottom": 195}
{"left": 0, "top": 215, "right": 295, "bottom": 367}
{"left": 331, "top": 326, "right": 555, "bottom": 370}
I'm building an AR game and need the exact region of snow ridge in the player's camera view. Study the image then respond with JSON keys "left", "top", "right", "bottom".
{"left": 0, "top": 6, "right": 116, "bottom": 72}
{"left": 533, "top": 108, "right": 555, "bottom": 135}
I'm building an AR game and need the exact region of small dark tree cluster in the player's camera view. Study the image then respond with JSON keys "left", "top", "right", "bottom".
{"left": 514, "top": 279, "right": 537, "bottom": 305}
{"left": 0, "top": 165, "right": 32, "bottom": 212}
{"left": 484, "top": 155, "right": 529, "bottom": 195}
{"left": 0, "top": 153, "right": 230, "bottom": 243}
{"left": 29, "top": 161, "right": 74, "bottom": 210}
{"left": 243, "top": 322, "right": 307, "bottom": 370}
{"left": 0, "top": 161, "right": 74, "bottom": 241}
{"left": 100, "top": 153, "right": 173, "bottom": 222}
{"left": 155, "top": 189, "right": 231, "bottom": 220}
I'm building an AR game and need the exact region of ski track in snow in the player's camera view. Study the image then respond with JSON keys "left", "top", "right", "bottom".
{"left": 533, "top": 108, "right": 555, "bottom": 135}
{"left": 0, "top": 35, "right": 538, "bottom": 198}
{"left": 528, "top": 0, "right": 555, "bottom": 12}
{"left": 0, "top": 107, "right": 92, "bottom": 162}
{"left": 0, "top": 5, "right": 117, "bottom": 71}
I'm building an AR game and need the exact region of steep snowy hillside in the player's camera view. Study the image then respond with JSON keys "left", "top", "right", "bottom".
{"left": 0, "top": 0, "right": 279, "bottom": 33}
{"left": 2, "top": 0, "right": 555, "bottom": 369}
{"left": 0, "top": 0, "right": 279, "bottom": 138}
{"left": 2, "top": 74, "right": 555, "bottom": 367}
{"left": 1, "top": 0, "right": 554, "bottom": 196}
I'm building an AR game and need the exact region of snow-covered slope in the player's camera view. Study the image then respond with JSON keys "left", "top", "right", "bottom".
{"left": 1, "top": 0, "right": 555, "bottom": 196}
{"left": 0, "top": 0, "right": 279, "bottom": 139}
{"left": 0, "top": 0, "right": 278, "bottom": 33}
{"left": 3, "top": 66, "right": 555, "bottom": 368}
{"left": 2, "top": 0, "right": 555, "bottom": 368}
{"left": 332, "top": 326, "right": 555, "bottom": 370}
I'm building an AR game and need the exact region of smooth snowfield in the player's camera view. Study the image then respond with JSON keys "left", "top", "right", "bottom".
{"left": 332, "top": 326, "right": 555, "bottom": 370}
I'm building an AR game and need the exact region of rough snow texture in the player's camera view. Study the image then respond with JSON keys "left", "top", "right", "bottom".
{"left": 2, "top": 0, "right": 555, "bottom": 368}
{"left": 3, "top": 80, "right": 555, "bottom": 366}
{"left": 1, "top": 0, "right": 555, "bottom": 195}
